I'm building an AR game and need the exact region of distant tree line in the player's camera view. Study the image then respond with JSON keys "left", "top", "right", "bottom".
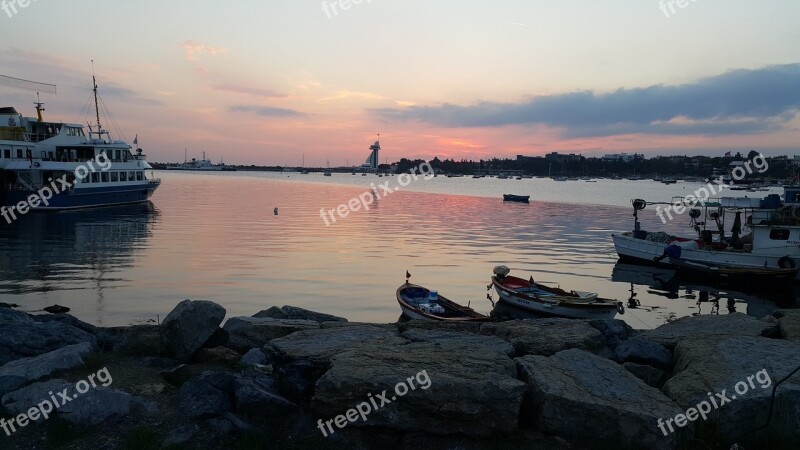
{"left": 394, "top": 151, "right": 795, "bottom": 179}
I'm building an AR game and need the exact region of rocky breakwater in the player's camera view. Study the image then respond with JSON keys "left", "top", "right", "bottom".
{"left": 0, "top": 302, "right": 798, "bottom": 449}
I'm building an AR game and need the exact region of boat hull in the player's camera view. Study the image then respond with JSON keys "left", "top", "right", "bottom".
{"left": 494, "top": 289, "right": 619, "bottom": 320}
{"left": 396, "top": 283, "right": 490, "bottom": 322}
{"left": 2, "top": 183, "right": 159, "bottom": 211}
{"left": 612, "top": 233, "right": 800, "bottom": 280}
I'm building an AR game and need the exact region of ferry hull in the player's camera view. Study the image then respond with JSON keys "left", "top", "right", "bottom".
{"left": 2, "top": 183, "right": 159, "bottom": 211}
{"left": 612, "top": 233, "right": 800, "bottom": 280}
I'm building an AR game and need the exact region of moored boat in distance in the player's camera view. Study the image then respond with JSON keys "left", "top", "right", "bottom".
{"left": 490, "top": 266, "right": 623, "bottom": 319}
{"left": 503, "top": 194, "right": 530, "bottom": 203}
{"left": 166, "top": 151, "right": 236, "bottom": 171}
{"left": 396, "top": 281, "right": 490, "bottom": 322}
{"left": 1, "top": 75, "right": 160, "bottom": 210}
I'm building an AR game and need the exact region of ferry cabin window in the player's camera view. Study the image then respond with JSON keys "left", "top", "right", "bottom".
{"left": 16, "top": 149, "right": 22, "bottom": 158}
{"left": 101, "top": 172, "right": 109, "bottom": 183}
{"left": 119, "top": 172, "right": 127, "bottom": 182}
{"left": 770, "top": 229, "right": 790, "bottom": 240}
{"left": 91, "top": 172, "right": 100, "bottom": 183}
{"left": 110, "top": 172, "right": 119, "bottom": 182}
{"left": 3, "top": 150, "right": 9, "bottom": 158}
{"left": 136, "top": 171, "right": 143, "bottom": 181}
{"left": 129, "top": 171, "right": 136, "bottom": 181}
{"left": 82, "top": 173, "right": 90, "bottom": 183}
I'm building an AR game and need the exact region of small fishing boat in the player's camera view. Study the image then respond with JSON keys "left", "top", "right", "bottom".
{"left": 490, "top": 266, "right": 623, "bottom": 319}
{"left": 503, "top": 194, "right": 530, "bottom": 203}
{"left": 396, "top": 282, "right": 490, "bottom": 322}
{"left": 668, "top": 257, "right": 798, "bottom": 281}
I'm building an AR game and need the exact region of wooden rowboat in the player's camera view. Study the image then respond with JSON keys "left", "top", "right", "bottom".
{"left": 491, "top": 266, "right": 622, "bottom": 320}
{"left": 396, "top": 282, "right": 491, "bottom": 322}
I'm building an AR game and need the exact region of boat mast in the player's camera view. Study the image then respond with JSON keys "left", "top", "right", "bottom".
{"left": 33, "top": 92, "right": 45, "bottom": 122}
{"left": 92, "top": 60, "right": 102, "bottom": 133}
{"left": 89, "top": 60, "right": 108, "bottom": 140}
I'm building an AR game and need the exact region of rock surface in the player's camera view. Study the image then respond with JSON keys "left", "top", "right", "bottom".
{"left": 161, "top": 300, "right": 227, "bottom": 363}
{"left": 178, "top": 378, "right": 232, "bottom": 418}
{"left": 224, "top": 317, "right": 320, "bottom": 347}
{"left": 480, "top": 319, "right": 606, "bottom": 356}
{"left": 313, "top": 341, "right": 525, "bottom": 437}
{"left": 0, "top": 342, "right": 94, "bottom": 396}
{"left": 641, "top": 313, "right": 775, "bottom": 348}
{"left": 0, "top": 308, "right": 97, "bottom": 365}
{"left": 613, "top": 335, "right": 672, "bottom": 369}
{"left": 516, "top": 349, "right": 688, "bottom": 450}
{"left": 772, "top": 309, "right": 800, "bottom": 342}
{"left": 664, "top": 336, "right": 800, "bottom": 441}
{"left": 254, "top": 305, "right": 347, "bottom": 323}
{"left": 400, "top": 329, "right": 515, "bottom": 357}
{"left": 2, "top": 378, "right": 134, "bottom": 425}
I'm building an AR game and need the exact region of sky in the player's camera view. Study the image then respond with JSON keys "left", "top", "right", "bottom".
{"left": 1, "top": 0, "right": 799, "bottom": 166}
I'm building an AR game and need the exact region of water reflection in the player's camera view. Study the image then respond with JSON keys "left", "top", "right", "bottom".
{"left": 0, "top": 202, "right": 159, "bottom": 323}
{"left": 611, "top": 261, "right": 798, "bottom": 321}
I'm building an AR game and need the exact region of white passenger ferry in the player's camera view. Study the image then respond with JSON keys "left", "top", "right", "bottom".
{"left": 0, "top": 77, "right": 159, "bottom": 211}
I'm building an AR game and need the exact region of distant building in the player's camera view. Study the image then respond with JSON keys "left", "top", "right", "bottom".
{"left": 602, "top": 153, "right": 643, "bottom": 163}
{"left": 360, "top": 139, "right": 380, "bottom": 171}
{"left": 517, "top": 154, "right": 544, "bottom": 162}
{"left": 545, "top": 152, "right": 582, "bottom": 163}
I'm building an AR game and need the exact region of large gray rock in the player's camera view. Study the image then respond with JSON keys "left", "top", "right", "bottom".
{"left": 313, "top": 341, "right": 525, "bottom": 437}
{"left": 623, "top": 362, "right": 667, "bottom": 388}
{"left": 397, "top": 320, "right": 484, "bottom": 334}
{"left": 234, "top": 376, "right": 301, "bottom": 417}
{"left": 161, "top": 300, "right": 226, "bottom": 363}
{"left": 641, "top": 313, "right": 774, "bottom": 349}
{"left": 115, "top": 326, "right": 164, "bottom": 356}
{"left": 178, "top": 378, "right": 232, "bottom": 418}
{"left": 0, "top": 342, "right": 94, "bottom": 396}
{"left": 240, "top": 348, "right": 268, "bottom": 366}
{"left": 664, "top": 336, "right": 800, "bottom": 441}
{"left": 480, "top": 319, "right": 605, "bottom": 356}
{"left": 400, "top": 329, "right": 515, "bottom": 357}
{"left": 267, "top": 325, "right": 407, "bottom": 402}
{"left": 253, "top": 305, "right": 347, "bottom": 323}
{"left": 267, "top": 325, "right": 407, "bottom": 368}
{"left": 161, "top": 424, "right": 199, "bottom": 448}
{"left": 613, "top": 336, "right": 672, "bottom": 369}
{"left": 516, "top": 349, "right": 688, "bottom": 450}
{"left": 772, "top": 309, "right": 800, "bottom": 342}
{"left": 0, "top": 308, "right": 97, "bottom": 365}
{"left": 224, "top": 317, "right": 320, "bottom": 348}
{"left": 2, "top": 378, "right": 133, "bottom": 425}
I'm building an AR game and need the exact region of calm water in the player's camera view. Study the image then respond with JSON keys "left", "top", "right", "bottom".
{"left": 0, "top": 171, "right": 796, "bottom": 328}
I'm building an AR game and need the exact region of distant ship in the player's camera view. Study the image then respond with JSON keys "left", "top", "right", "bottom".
{"left": 167, "top": 151, "right": 236, "bottom": 171}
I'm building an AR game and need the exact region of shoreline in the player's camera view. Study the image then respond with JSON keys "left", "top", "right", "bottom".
{"left": 2, "top": 301, "right": 799, "bottom": 449}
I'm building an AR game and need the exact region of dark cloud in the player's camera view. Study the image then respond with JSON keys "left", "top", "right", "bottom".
{"left": 230, "top": 105, "right": 305, "bottom": 118}
{"left": 371, "top": 64, "right": 800, "bottom": 137}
